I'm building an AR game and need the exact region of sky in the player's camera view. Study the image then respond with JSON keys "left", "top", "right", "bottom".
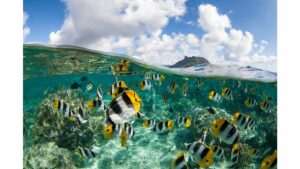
{"left": 23, "top": 0, "right": 277, "bottom": 72}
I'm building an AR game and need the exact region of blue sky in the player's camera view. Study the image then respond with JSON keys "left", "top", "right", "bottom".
{"left": 23, "top": 0, "right": 277, "bottom": 71}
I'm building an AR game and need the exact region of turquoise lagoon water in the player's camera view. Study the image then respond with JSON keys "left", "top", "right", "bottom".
{"left": 23, "top": 44, "right": 277, "bottom": 169}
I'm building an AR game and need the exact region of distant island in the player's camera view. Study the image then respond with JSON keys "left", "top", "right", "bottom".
{"left": 168, "top": 56, "right": 210, "bottom": 68}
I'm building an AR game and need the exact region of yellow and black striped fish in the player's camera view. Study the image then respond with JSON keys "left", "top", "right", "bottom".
{"left": 152, "top": 73, "right": 165, "bottom": 85}
{"left": 260, "top": 100, "right": 271, "bottom": 112}
{"left": 106, "top": 90, "right": 141, "bottom": 124}
{"left": 111, "top": 81, "right": 128, "bottom": 97}
{"left": 153, "top": 120, "right": 174, "bottom": 132}
{"left": 170, "top": 151, "right": 188, "bottom": 169}
{"left": 142, "top": 119, "right": 156, "bottom": 128}
{"left": 53, "top": 100, "right": 70, "bottom": 117}
{"left": 211, "top": 119, "right": 239, "bottom": 145}
{"left": 210, "top": 145, "right": 225, "bottom": 160}
{"left": 246, "top": 116, "right": 255, "bottom": 129}
{"left": 244, "top": 97, "right": 258, "bottom": 108}
{"left": 249, "top": 148, "right": 261, "bottom": 159}
{"left": 232, "top": 112, "right": 249, "bottom": 130}
{"left": 138, "top": 80, "right": 151, "bottom": 91}
{"left": 185, "top": 140, "right": 214, "bottom": 168}
{"left": 169, "top": 80, "right": 177, "bottom": 94}
{"left": 261, "top": 150, "right": 277, "bottom": 169}
{"left": 208, "top": 90, "right": 221, "bottom": 102}
{"left": 177, "top": 116, "right": 191, "bottom": 128}
{"left": 222, "top": 87, "right": 233, "bottom": 100}
{"left": 182, "top": 82, "right": 188, "bottom": 96}
{"left": 162, "top": 91, "right": 168, "bottom": 105}
{"left": 120, "top": 122, "right": 135, "bottom": 147}
{"left": 229, "top": 143, "right": 240, "bottom": 168}
{"left": 87, "top": 98, "right": 104, "bottom": 111}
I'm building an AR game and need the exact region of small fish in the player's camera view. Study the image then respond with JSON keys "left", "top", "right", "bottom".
{"left": 53, "top": 100, "right": 70, "bottom": 117}
{"left": 110, "top": 62, "right": 130, "bottom": 75}
{"left": 120, "top": 122, "right": 135, "bottom": 147}
{"left": 249, "top": 148, "right": 261, "bottom": 159}
{"left": 170, "top": 151, "right": 189, "bottom": 169}
{"left": 169, "top": 80, "right": 177, "bottom": 94}
{"left": 87, "top": 98, "right": 104, "bottom": 111}
{"left": 246, "top": 116, "right": 255, "bottom": 130}
{"left": 210, "top": 145, "right": 225, "bottom": 160}
{"left": 232, "top": 112, "right": 249, "bottom": 130}
{"left": 185, "top": 140, "right": 214, "bottom": 168}
{"left": 211, "top": 119, "right": 239, "bottom": 145}
{"left": 162, "top": 91, "right": 167, "bottom": 105}
{"left": 139, "top": 80, "right": 151, "bottom": 91}
{"left": 111, "top": 81, "right": 127, "bottom": 93}
{"left": 142, "top": 119, "right": 156, "bottom": 128}
{"left": 102, "top": 121, "right": 122, "bottom": 140}
{"left": 222, "top": 87, "right": 233, "bottom": 100}
{"left": 182, "top": 82, "right": 188, "bottom": 96}
{"left": 106, "top": 90, "right": 141, "bottom": 124}
{"left": 152, "top": 73, "right": 165, "bottom": 85}
{"left": 112, "top": 87, "right": 129, "bottom": 99}
{"left": 67, "top": 110, "right": 77, "bottom": 120}
{"left": 229, "top": 143, "right": 240, "bottom": 168}
{"left": 205, "top": 107, "right": 218, "bottom": 115}
{"left": 196, "top": 80, "right": 204, "bottom": 87}
{"left": 78, "top": 99, "right": 86, "bottom": 117}
{"left": 169, "top": 104, "right": 174, "bottom": 113}
{"left": 70, "top": 82, "right": 80, "bottom": 89}
{"left": 260, "top": 100, "right": 271, "bottom": 112}
{"left": 75, "top": 147, "right": 96, "bottom": 159}
{"left": 144, "top": 72, "right": 153, "bottom": 80}
{"left": 244, "top": 97, "right": 258, "bottom": 108}
{"left": 221, "top": 80, "right": 226, "bottom": 87}
{"left": 208, "top": 90, "right": 221, "bottom": 103}
{"left": 74, "top": 114, "right": 87, "bottom": 126}
{"left": 177, "top": 116, "right": 191, "bottom": 128}
{"left": 261, "top": 150, "right": 277, "bottom": 169}
{"left": 86, "top": 83, "right": 93, "bottom": 91}
{"left": 153, "top": 120, "right": 174, "bottom": 132}
{"left": 96, "top": 87, "right": 103, "bottom": 100}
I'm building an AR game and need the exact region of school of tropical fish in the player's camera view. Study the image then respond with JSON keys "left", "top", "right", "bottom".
{"left": 23, "top": 45, "right": 277, "bottom": 169}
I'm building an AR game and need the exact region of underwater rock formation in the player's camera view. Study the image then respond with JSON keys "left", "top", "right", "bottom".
{"left": 169, "top": 56, "right": 210, "bottom": 68}
{"left": 23, "top": 142, "right": 76, "bottom": 169}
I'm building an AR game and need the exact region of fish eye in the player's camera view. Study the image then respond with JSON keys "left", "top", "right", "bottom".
{"left": 206, "top": 160, "right": 209, "bottom": 162}
{"left": 215, "top": 125, "right": 218, "bottom": 128}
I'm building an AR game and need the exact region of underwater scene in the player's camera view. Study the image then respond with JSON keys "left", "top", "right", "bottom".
{"left": 23, "top": 45, "right": 277, "bottom": 169}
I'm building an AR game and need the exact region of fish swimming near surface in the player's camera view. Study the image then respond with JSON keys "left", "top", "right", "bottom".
{"left": 85, "top": 83, "right": 93, "bottom": 92}
{"left": 106, "top": 89, "right": 141, "bottom": 124}
{"left": 152, "top": 73, "right": 165, "bottom": 85}
{"left": 232, "top": 112, "right": 250, "bottom": 130}
{"left": 211, "top": 119, "right": 239, "bottom": 145}
{"left": 182, "top": 82, "right": 188, "bottom": 97}
{"left": 120, "top": 122, "right": 135, "bottom": 147}
{"left": 177, "top": 116, "right": 191, "bottom": 128}
{"left": 208, "top": 90, "right": 222, "bottom": 103}
{"left": 184, "top": 140, "right": 214, "bottom": 168}
{"left": 261, "top": 150, "right": 277, "bottom": 169}
{"left": 170, "top": 151, "right": 189, "bottom": 169}
{"left": 110, "top": 61, "right": 130, "bottom": 75}
{"left": 142, "top": 119, "right": 156, "bottom": 128}
{"left": 153, "top": 120, "right": 174, "bottom": 132}
{"left": 169, "top": 80, "right": 177, "bottom": 94}
{"left": 222, "top": 87, "right": 233, "bottom": 100}
{"left": 229, "top": 143, "right": 240, "bottom": 168}
{"left": 139, "top": 80, "right": 152, "bottom": 91}
{"left": 75, "top": 147, "right": 96, "bottom": 159}
{"left": 244, "top": 97, "right": 258, "bottom": 108}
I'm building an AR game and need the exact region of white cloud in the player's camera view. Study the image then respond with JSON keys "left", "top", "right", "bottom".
{"left": 49, "top": 1, "right": 276, "bottom": 72}
{"left": 23, "top": 12, "right": 30, "bottom": 41}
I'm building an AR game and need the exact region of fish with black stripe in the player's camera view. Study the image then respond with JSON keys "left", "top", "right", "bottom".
{"left": 102, "top": 120, "right": 122, "bottom": 140}
{"left": 208, "top": 90, "right": 222, "bottom": 103}
{"left": 75, "top": 147, "right": 96, "bottom": 159}
{"left": 142, "top": 119, "right": 156, "bottom": 128}
{"left": 53, "top": 100, "right": 70, "bottom": 117}
{"left": 106, "top": 89, "right": 141, "bottom": 124}
{"left": 153, "top": 120, "right": 174, "bottom": 132}
{"left": 87, "top": 97, "right": 105, "bottom": 112}
{"left": 211, "top": 119, "right": 239, "bottom": 145}
{"left": 162, "top": 91, "right": 168, "bottom": 105}
{"left": 247, "top": 116, "right": 255, "bottom": 129}
{"left": 260, "top": 99, "right": 271, "bottom": 112}
{"left": 120, "top": 122, "right": 135, "bottom": 147}
{"left": 110, "top": 81, "right": 128, "bottom": 97}
{"left": 261, "top": 150, "right": 277, "bottom": 169}
{"left": 229, "top": 143, "right": 240, "bottom": 168}
{"left": 184, "top": 140, "right": 214, "bottom": 168}
{"left": 182, "top": 82, "right": 188, "bottom": 97}
{"left": 222, "top": 87, "right": 233, "bottom": 100}
{"left": 96, "top": 86, "right": 103, "bottom": 100}
{"left": 152, "top": 73, "right": 165, "bottom": 85}
{"left": 210, "top": 145, "right": 225, "bottom": 160}
{"left": 170, "top": 151, "right": 189, "bottom": 169}
{"left": 169, "top": 80, "right": 177, "bottom": 94}
{"left": 78, "top": 99, "right": 86, "bottom": 117}
{"left": 244, "top": 97, "right": 258, "bottom": 108}
{"left": 249, "top": 148, "right": 261, "bottom": 159}
{"left": 138, "top": 80, "right": 151, "bottom": 91}
{"left": 177, "top": 116, "right": 191, "bottom": 128}
{"left": 232, "top": 112, "right": 249, "bottom": 130}
{"left": 204, "top": 107, "right": 218, "bottom": 115}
